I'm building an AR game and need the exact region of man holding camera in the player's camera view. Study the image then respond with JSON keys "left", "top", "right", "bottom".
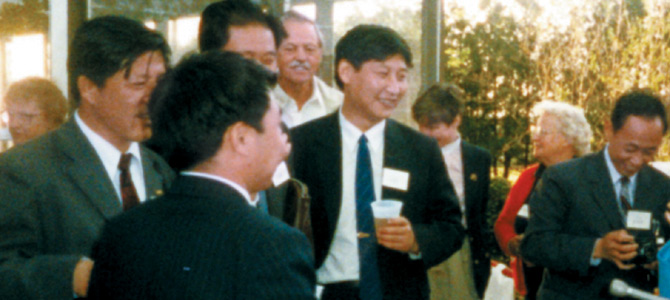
{"left": 521, "top": 90, "right": 670, "bottom": 300}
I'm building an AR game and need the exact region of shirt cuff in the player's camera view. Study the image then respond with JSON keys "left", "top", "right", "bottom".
{"left": 590, "top": 239, "right": 601, "bottom": 266}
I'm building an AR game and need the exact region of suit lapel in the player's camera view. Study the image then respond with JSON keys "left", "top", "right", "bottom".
{"left": 461, "top": 142, "right": 475, "bottom": 222}
{"left": 57, "top": 120, "right": 121, "bottom": 220}
{"left": 381, "top": 121, "right": 410, "bottom": 200}
{"left": 588, "top": 151, "right": 624, "bottom": 230}
{"left": 141, "top": 149, "right": 166, "bottom": 200}
{"left": 633, "top": 166, "right": 657, "bottom": 212}
{"left": 313, "top": 113, "right": 344, "bottom": 233}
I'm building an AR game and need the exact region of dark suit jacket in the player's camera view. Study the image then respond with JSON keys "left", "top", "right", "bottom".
{"left": 87, "top": 175, "right": 316, "bottom": 300}
{"left": 460, "top": 141, "right": 492, "bottom": 297}
{"left": 520, "top": 151, "right": 670, "bottom": 300}
{"left": 290, "top": 113, "right": 465, "bottom": 300}
{"left": 0, "top": 119, "right": 174, "bottom": 300}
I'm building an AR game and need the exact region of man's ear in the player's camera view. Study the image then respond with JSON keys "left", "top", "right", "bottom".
{"left": 77, "top": 76, "right": 99, "bottom": 106}
{"left": 453, "top": 115, "right": 462, "bottom": 129}
{"left": 337, "top": 60, "right": 355, "bottom": 86}
{"left": 225, "top": 122, "right": 255, "bottom": 155}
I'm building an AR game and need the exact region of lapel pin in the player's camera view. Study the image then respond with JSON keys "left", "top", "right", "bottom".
{"left": 155, "top": 189, "right": 163, "bottom": 196}
{"left": 470, "top": 174, "right": 477, "bottom": 181}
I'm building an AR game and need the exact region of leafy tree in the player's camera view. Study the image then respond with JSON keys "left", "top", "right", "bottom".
{"left": 443, "top": 4, "right": 538, "bottom": 177}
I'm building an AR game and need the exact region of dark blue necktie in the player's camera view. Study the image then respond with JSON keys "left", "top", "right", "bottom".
{"left": 356, "top": 135, "right": 382, "bottom": 300}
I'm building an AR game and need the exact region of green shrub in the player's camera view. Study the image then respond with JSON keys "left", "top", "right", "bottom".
{"left": 485, "top": 176, "right": 512, "bottom": 264}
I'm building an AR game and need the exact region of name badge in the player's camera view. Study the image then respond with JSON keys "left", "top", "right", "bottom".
{"left": 382, "top": 168, "right": 409, "bottom": 191}
{"left": 272, "top": 161, "right": 291, "bottom": 186}
{"left": 626, "top": 210, "right": 652, "bottom": 230}
{"left": 517, "top": 204, "right": 530, "bottom": 218}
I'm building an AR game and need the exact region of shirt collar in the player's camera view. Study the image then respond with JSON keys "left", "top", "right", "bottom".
{"left": 273, "top": 76, "right": 325, "bottom": 109}
{"left": 441, "top": 136, "right": 461, "bottom": 155}
{"left": 75, "top": 110, "right": 142, "bottom": 179}
{"left": 339, "top": 108, "right": 385, "bottom": 156}
{"left": 180, "top": 171, "right": 256, "bottom": 206}
{"left": 604, "top": 144, "right": 638, "bottom": 185}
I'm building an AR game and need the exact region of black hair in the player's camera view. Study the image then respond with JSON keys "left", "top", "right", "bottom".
{"left": 67, "top": 16, "right": 170, "bottom": 108}
{"left": 198, "top": 0, "right": 286, "bottom": 52}
{"left": 148, "top": 51, "right": 274, "bottom": 171}
{"left": 334, "top": 24, "right": 412, "bottom": 89}
{"left": 612, "top": 90, "right": 668, "bottom": 134}
{"left": 412, "top": 82, "right": 464, "bottom": 126}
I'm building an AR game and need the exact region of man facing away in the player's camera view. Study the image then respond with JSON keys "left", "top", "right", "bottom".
{"left": 412, "top": 83, "right": 492, "bottom": 300}
{"left": 86, "top": 51, "right": 315, "bottom": 300}
{"left": 0, "top": 16, "right": 174, "bottom": 299}
{"left": 521, "top": 90, "right": 670, "bottom": 300}
{"left": 273, "top": 10, "right": 342, "bottom": 128}
{"left": 198, "top": 0, "right": 285, "bottom": 72}
{"left": 290, "top": 24, "right": 465, "bottom": 300}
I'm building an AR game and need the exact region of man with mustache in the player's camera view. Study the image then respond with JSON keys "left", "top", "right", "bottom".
{"left": 290, "top": 24, "right": 464, "bottom": 300}
{"left": 0, "top": 16, "right": 174, "bottom": 299}
{"left": 273, "top": 10, "right": 342, "bottom": 128}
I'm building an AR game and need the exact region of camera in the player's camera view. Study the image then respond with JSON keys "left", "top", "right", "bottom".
{"left": 627, "top": 219, "right": 662, "bottom": 266}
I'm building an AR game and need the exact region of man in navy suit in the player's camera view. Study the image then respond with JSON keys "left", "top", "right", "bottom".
{"left": 0, "top": 16, "right": 173, "bottom": 300}
{"left": 290, "top": 25, "right": 464, "bottom": 300}
{"left": 86, "top": 52, "right": 315, "bottom": 300}
{"left": 412, "top": 83, "right": 492, "bottom": 299}
{"left": 521, "top": 91, "right": 670, "bottom": 300}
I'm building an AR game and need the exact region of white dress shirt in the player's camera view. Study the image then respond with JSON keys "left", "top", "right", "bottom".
{"left": 604, "top": 145, "right": 637, "bottom": 209}
{"left": 442, "top": 137, "right": 467, "bottom": 228}
{"left": 316, "top": 110, "right": 386, "bottom": 284}
{"left": 75, "top": 111, "right": 146, "bottom": 204}
{"left": 272, "top": 76, "right": 343, "bottom": 128}
{"left": 180, "top": 171, "right": 257, "bottom": 206}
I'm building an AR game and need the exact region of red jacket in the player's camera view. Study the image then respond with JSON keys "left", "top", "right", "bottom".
{"left": 494, "top": 164, "right": 539, "bottom": 295}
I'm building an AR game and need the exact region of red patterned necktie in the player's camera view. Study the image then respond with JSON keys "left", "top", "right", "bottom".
{"left": 118, "top": 153, "right": 140, "bottom": 211}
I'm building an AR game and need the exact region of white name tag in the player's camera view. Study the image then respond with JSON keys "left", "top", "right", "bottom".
{"left": 517, "top": 204, "right": 530, "bottom": 218}
{"left": 626, "top": 210, "right": 652, "bottom": 230}
{"left": 272, "top": 161, "right": 291, "bottom": 186}
{"left": 382, "top": 168, "right": 409, "bottom": 191}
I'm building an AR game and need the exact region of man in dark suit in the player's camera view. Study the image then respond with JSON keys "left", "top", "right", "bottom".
{"left": 412, "top": 83, "right": 492, "bottom": 299}
{"left": 521, "top": 91, "right": 670, "bottom": 300}
{"left": 290, "top": 25, "right": 464, "bottom": 300}
{"left": 0, "top": 16, "right": 173, "bottom": 300}
{"left": 87, "top": 51, "right": 315, "bottom": 300}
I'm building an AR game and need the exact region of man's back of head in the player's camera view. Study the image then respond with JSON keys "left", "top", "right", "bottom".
{"left": 149, "top": 51, "right": 287, "bottom": 193}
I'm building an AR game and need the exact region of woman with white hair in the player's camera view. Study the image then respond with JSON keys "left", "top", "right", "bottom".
{"left": 494, "top": 101, "right": 593, "bottom": 300}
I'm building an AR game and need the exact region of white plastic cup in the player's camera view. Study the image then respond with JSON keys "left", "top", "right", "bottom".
{"left": 371, "top": 200, "right": 403, "bottom": 229}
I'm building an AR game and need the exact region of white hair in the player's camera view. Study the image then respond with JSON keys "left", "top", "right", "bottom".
{"left": 532, "top": 100, "right": 593, "bottom": 157}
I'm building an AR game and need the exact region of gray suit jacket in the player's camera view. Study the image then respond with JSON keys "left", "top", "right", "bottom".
{"left": 0, "top": 119, "right": 174, "bottom": 300}
{"left": 521, "top": 151, "right": 670, "bottom": 300}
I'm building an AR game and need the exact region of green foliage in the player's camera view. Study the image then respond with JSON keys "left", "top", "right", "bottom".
{"left": 443, "top": 6, "right": 538, "bottom": 177}
{"left": 486, "top": 176, "right": 511, "bottom": 264}
{"left": 446, "top": 0, "right": 670, "bottom": 169}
